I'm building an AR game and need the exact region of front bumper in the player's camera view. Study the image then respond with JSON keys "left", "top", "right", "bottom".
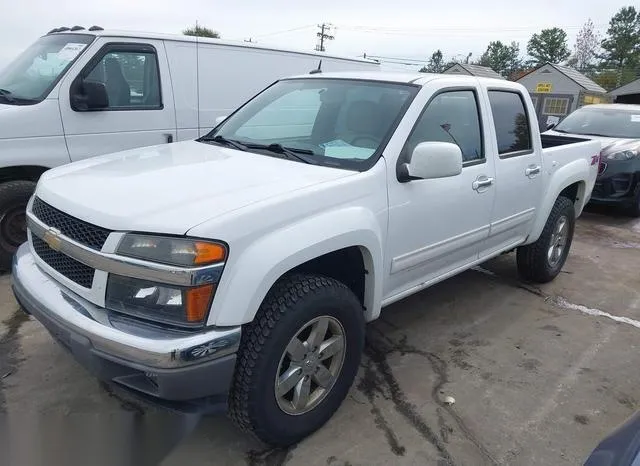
{"left": 11, "top": 243, "right": 241, "bottom": 404}
{"left": 589, "top": 164, "right": 639, "bottom": 206}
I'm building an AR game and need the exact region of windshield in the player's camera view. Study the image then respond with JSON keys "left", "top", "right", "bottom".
{"left": 203, "top": 78, "right": 418, "bottom": 169}
{"left": 0, "top": 33, "right": 94, "bottom": 105}
{"left": 554, "top": 106, "right": 640, "bottom": 139}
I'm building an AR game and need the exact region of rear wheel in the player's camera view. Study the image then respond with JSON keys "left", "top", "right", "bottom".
{"left": 228, "top": 273, "right": 365, "bottom": 446}
{"left": 0, "top": 181, "right": 36, "bottom": 272}
{"left": 517, "top": 196, "right": 575, "bottom": 283}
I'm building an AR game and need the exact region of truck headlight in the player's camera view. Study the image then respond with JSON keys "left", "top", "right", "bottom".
{"left": 107, "top": 234, "right": 227, "bottom": 326}
{"left": 605, "top": 150, "right": 638, "bottom": 161}
{"left": 106, "top": 275, "right": 215, "bottom": 326}
{"left": 116, "top": 234, "right": 227, "bottom": 267}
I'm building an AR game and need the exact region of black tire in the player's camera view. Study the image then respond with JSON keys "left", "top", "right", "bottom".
{"left": 228, "top": 273, "right": 365, "bottom": 446}
{"left": 517, "top": 196, "right": 575, "bottom": 284}
{"left": 0, "top": 180, "right": 36, "bottom": 272}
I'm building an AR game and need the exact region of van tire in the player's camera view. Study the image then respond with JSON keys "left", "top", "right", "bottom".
{"left": 0, "top": 181, "right": 36, "bottom": 272}
{"left": 228, "top": 273, "right": 365, "bottom": 447}
{"left": 517, "top": 196, "right": 575, "bottom": 284}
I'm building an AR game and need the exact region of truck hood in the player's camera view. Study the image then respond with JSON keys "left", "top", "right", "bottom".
{"left": 37, "top": 140, "right": 354, "bottom": 234}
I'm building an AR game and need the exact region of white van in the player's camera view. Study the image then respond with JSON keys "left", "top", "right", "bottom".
{"left": 0, "top": 26, "right": 379, "bottom": 269}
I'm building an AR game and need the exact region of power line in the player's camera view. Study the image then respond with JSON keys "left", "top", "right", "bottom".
{"left": 316, "top": 23, "right": 335, "bottom": 52}
{"left": 253, "top": 24, "right": 315, "bottom": 38}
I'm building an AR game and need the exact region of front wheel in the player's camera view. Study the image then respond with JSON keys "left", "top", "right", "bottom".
{"left": 228, "top": 274, "right": 365, "bottom": 446}
{"left": 517, "top": 196, "right": 575, "bottom": 283}
{"left": 0, "top": 180, "right": 36, "bottom": 272}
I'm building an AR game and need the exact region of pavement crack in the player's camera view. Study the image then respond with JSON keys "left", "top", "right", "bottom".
{"left": 368, "top": 328, "right": 499, "bottom": 465}
{"left": 361, "top": 333, "right": 457, "bottom": 465}
{"left": 357, "top": 358, "right": 406, "bottom": 456}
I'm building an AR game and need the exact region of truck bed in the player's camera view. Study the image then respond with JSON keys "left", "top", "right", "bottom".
{"left": 540, "top": 133, "right": 592, "bottom": 148}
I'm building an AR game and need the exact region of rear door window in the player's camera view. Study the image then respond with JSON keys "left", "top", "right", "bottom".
{"left": 488, "top": 91, "right": 532, "bottom": 156}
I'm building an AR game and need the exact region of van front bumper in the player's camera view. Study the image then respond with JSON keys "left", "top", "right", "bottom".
{"left": 11, "top": 243, "right": 241, "bottom": 405}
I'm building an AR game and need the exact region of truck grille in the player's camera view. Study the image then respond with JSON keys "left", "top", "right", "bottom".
{"left": 31, "top": 235, "right": 95, "bottom": 288}
{"left": 31, "top": 197, "right": 111, "bottom": 251}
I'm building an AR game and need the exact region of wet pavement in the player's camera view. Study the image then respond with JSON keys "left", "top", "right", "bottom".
{"left": 1, "top": 207, "right": 639, "bottom": 465}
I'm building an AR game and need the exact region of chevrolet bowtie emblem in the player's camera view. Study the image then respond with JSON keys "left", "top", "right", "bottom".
{"left": 43, "top": 227, "right": 62, "bottom": 251}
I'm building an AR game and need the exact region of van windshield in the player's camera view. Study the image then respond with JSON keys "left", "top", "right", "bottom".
{"left": 0, "top": 34, "right": 94, "bottom": 105}
{"left": 202, "top": 78, "right": 418, "bottom": 170}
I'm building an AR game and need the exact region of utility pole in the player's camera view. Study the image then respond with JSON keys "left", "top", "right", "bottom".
{"left": 315, "top": 23, "right": 334, "bottom": 52}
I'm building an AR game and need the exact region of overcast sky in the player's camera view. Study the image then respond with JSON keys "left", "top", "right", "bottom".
{"left": 0, "top": 0, "right": 628, "bottom": 71}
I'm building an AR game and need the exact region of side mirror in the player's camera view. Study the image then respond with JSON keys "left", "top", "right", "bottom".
{"left": 546, "top": 123, "right": 556, "bottom": 131}
{"left": 399, "top": 142, "right": 463, "bottom": 182}
{"left": 215, "top": 115, "right": 228, "bottom": 125}
{"left": 71, "top": 80, "right": 109, "bottom": 111}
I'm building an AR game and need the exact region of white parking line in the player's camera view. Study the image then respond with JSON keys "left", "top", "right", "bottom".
{"left": 556, "top": 297, "right": 640, "bottom": 330}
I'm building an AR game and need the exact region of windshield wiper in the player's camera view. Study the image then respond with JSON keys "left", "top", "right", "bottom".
{"left": 205, "top": 135, "right": 249, "bottom": 151}
{"left": 0, "top": 88, "right": 15, "bottom": 103}
{"left": 243, "top": 143, "right": 316, "bottom": 164}
{"left": 575, "top": 132, "right": 611, "bottom": 138}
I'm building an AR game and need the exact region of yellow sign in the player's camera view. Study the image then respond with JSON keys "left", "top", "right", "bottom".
{"left": 536, "top": 82, "right": 553, "bottom": 93}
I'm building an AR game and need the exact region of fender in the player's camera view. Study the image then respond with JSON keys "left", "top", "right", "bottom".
{"left": 527, "top": 157, "right": 589, "bottom": 244}
{"left": 206, "top": 206, "right": 384, "bottom": 327}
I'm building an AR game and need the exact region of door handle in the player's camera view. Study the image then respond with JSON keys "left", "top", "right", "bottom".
{"left": 525, "top": 165, "right": 541, "bottom": 176}
{"left": 472, "top": 176, "right": 494, "bottom": 191}
{"left": 165, "top": 133, "right": 174, "bottom": 143}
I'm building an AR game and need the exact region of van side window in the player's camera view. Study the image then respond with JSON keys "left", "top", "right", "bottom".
{"left": 85, "top": 49, "right": 161, "bottom": 110}
{"left": 404, "top": 90, "right": 484, "bottom": 163}
{"left": 488, "top": 91, "right": 532, "bottom": 156}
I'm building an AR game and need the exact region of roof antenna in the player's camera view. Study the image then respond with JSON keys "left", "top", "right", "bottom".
{"left": 309, "top": 59, "right": 322, "bottom": 75}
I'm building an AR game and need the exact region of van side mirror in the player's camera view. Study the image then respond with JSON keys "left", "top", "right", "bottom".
{"left": 215, "top": 115, "right": 228, "bottom": 125}
{"left": 546, "top": 122, "right": 556, "bottom": 131}
{"left": 398, "top": 142, "right": 463, "bottom": 182}
{"left": 71, "top": 81, "right": 109, "bottom": 111}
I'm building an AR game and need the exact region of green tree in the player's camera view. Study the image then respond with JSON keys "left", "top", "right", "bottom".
{"left": 183, "top": 24, "right": 220, "bottom": 38}
{"left": 419, "top": 49, "right": 446, "bottom": 73}
{"left": 477, "top": 41, "right": 522, "bottom": 77}
{"left": 600, "top": 6, "right": 640, "bottom": 69}
{"left": 527, "top": 28, "right": 570, "bottom": 65}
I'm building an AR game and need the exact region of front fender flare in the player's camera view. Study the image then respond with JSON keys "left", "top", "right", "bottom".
{"left": 208, "top": 206, "right": 384, "bottom": 326}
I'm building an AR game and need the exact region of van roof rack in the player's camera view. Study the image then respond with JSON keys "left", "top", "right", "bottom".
{"left": 88, "top": 25, "right": 104, "bottom": 31}
{"left": 70, "top": 26, "right": 85, "bottom": 31}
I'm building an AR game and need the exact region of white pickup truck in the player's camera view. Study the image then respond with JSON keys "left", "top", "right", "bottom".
{"left": 12, "top": 71, "right": 600, "bottom": 446}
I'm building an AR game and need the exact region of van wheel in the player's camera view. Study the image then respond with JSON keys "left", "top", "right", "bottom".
{"left": 228, "top": 273, "right": 365, "bottom": 446}
{"left": 0, "top": 181, "right": 36, "bottom": 272}
{"left": 517, "top": 196, "right": 575, "bottom": 284}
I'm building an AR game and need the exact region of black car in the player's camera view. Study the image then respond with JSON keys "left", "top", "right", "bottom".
{"left": 545, "top": 104, "right": 640, "bottom": 216}
{"left": 584, "top": 411, "right": 640, "bottom": 466}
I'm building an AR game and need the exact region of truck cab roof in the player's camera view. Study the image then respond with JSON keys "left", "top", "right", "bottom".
{"left": 286, "top": 70, "right": 524, "bottom": 89}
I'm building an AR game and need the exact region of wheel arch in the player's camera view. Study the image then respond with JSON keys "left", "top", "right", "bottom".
{"left": 0, "top": 165, "right": 50, "bottom": 184}
{"left": 207, "top": 207, "right": 384, "bottom": 326}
